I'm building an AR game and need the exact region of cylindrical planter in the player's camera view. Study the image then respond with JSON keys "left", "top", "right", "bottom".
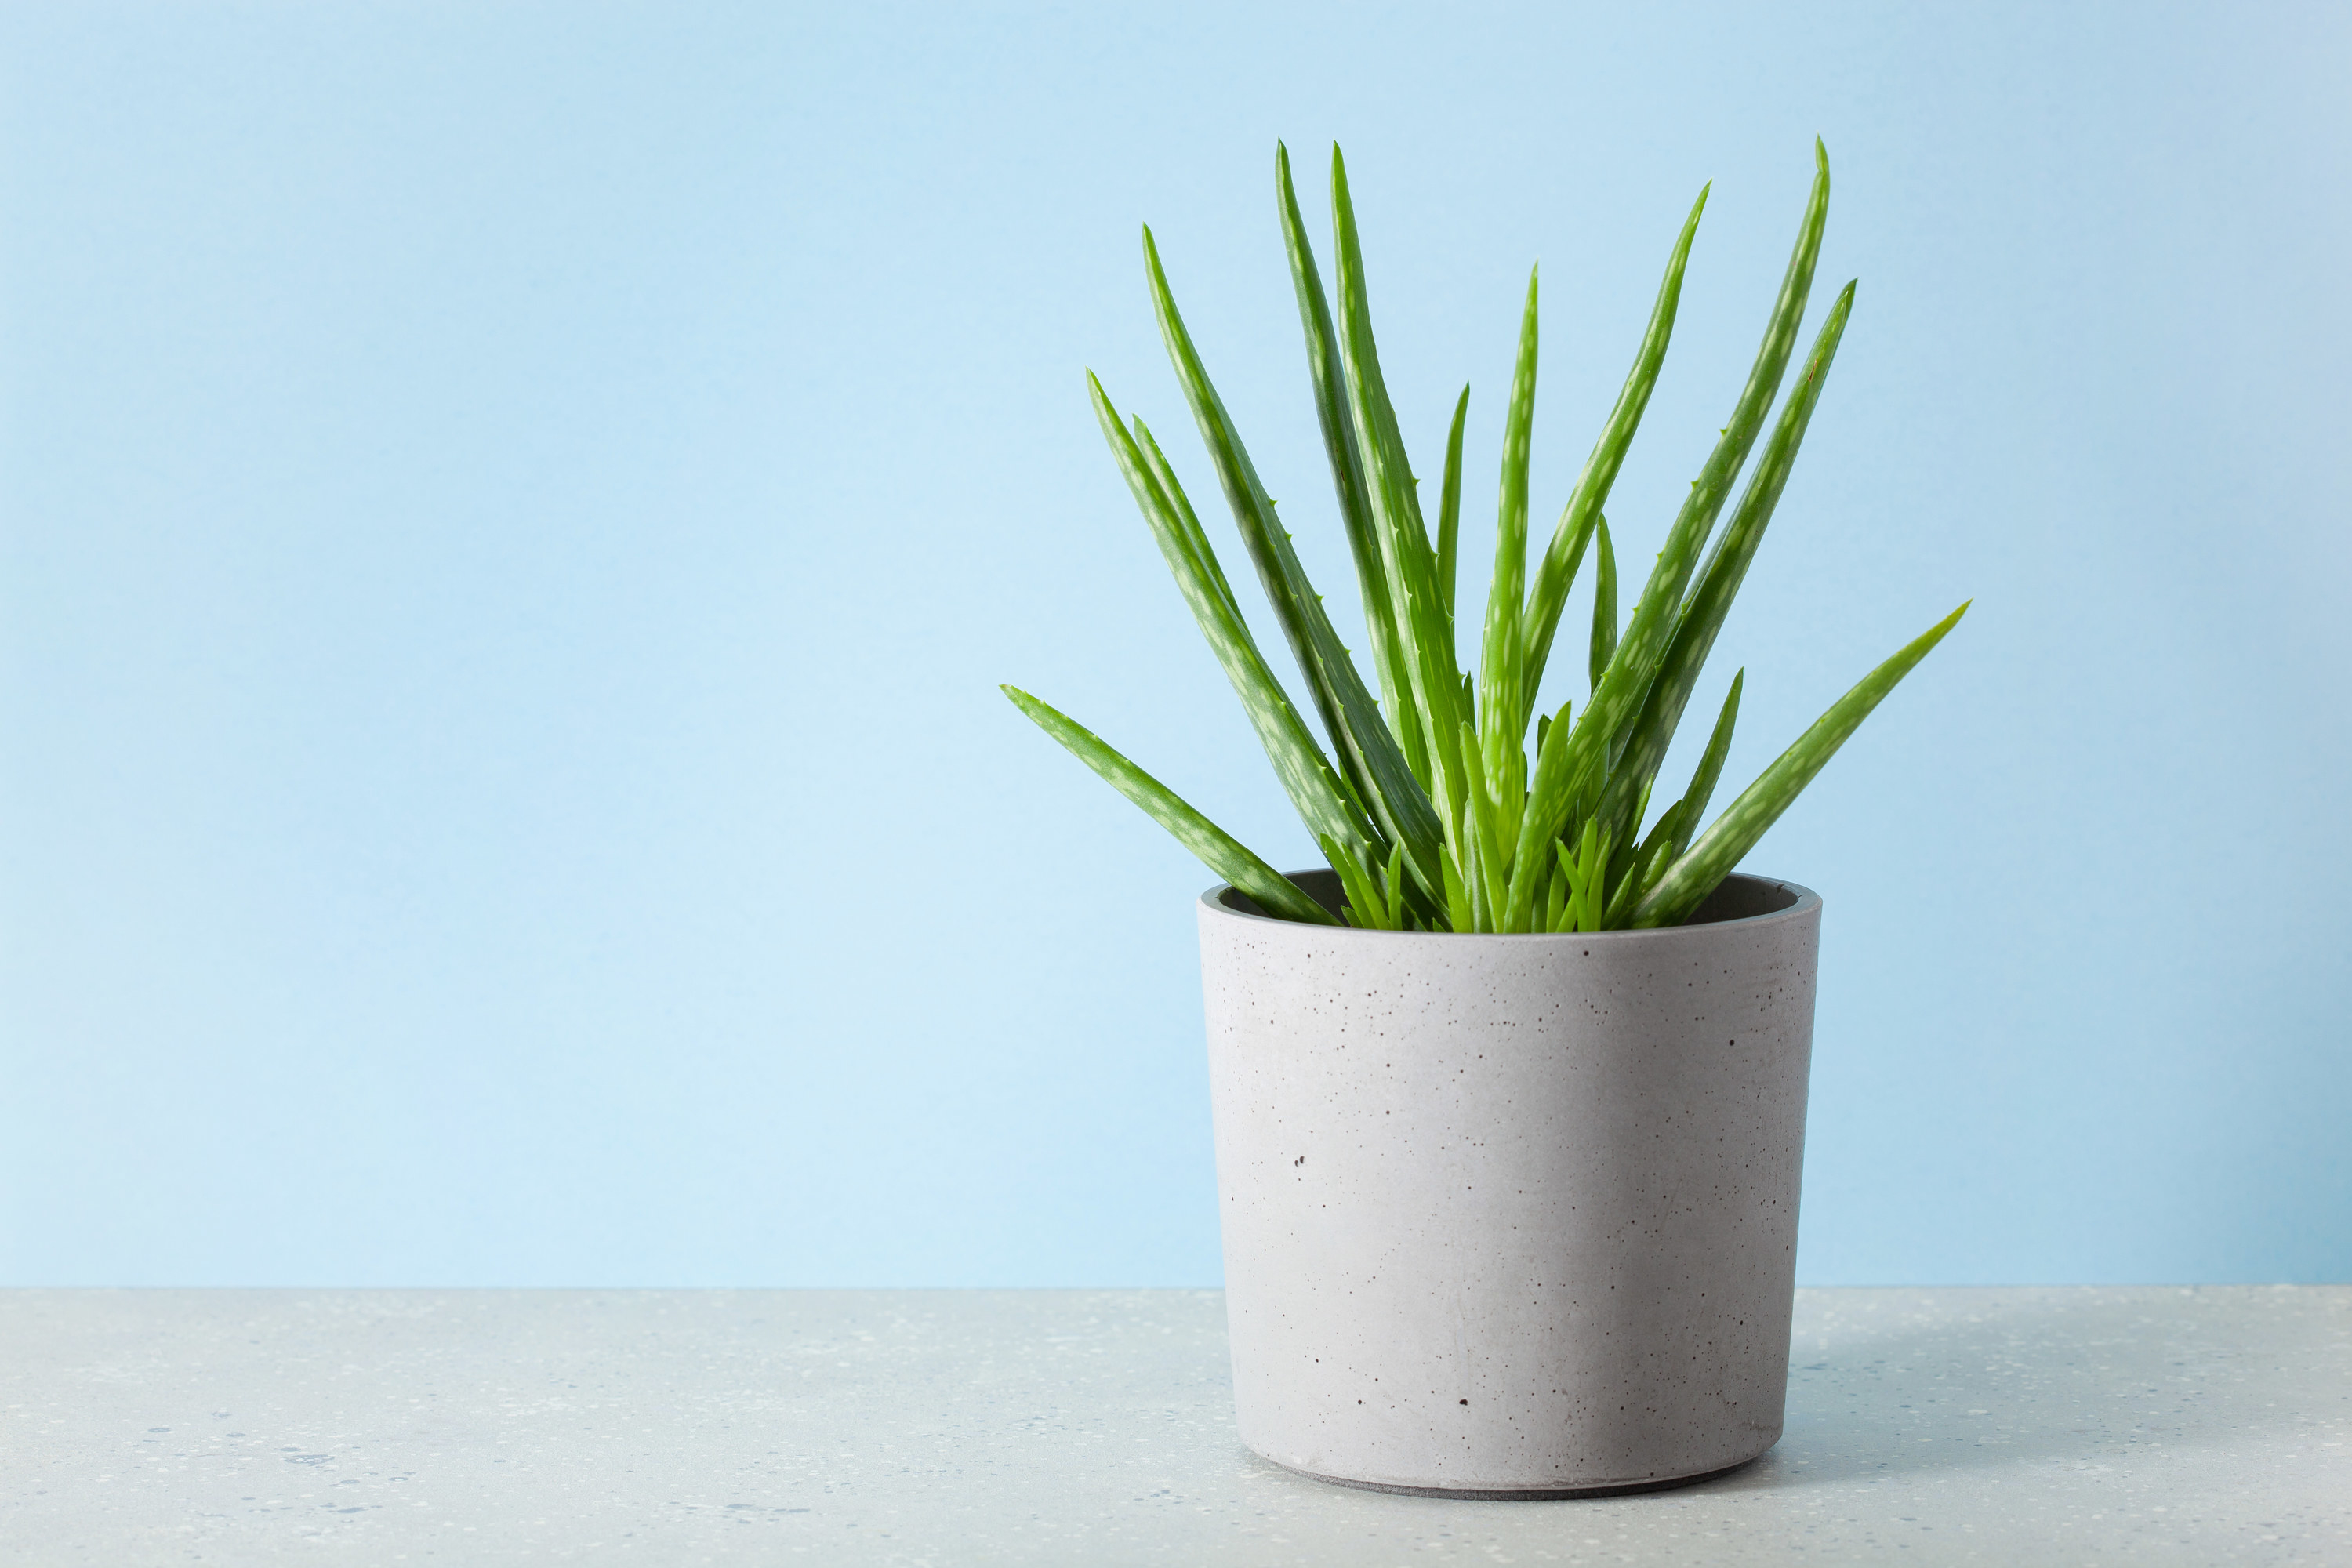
{"left": 1199, "top": 869, "right": 1821, "bottom": 1497}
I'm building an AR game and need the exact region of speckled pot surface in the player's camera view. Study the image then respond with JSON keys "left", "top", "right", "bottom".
{"left": 1199, "top": 869, "right": 1821, "bottom": 1497}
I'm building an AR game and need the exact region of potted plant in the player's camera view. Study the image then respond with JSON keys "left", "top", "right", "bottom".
{"left": 1004, "top": 141, "right": 1964, "bottom": 1497}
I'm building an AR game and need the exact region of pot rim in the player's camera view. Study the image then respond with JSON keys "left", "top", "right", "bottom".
{"left": 1200, "top": 868, "right": 1820, "bottom": 941}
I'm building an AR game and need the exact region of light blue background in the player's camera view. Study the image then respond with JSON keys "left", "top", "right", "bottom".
{"left": 2, "top": 2, "right": 2346, "bottom": 1287}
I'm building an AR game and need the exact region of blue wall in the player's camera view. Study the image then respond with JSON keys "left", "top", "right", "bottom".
{"left": 3, "top": 2, "right": 2345, "bottom": 1287}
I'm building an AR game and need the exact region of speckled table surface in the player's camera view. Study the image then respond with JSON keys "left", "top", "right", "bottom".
{"left": 3, "top": 1287, "right": 2345, "bottom": 1565}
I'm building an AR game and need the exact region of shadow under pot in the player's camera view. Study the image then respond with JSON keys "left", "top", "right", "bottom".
{"left": 1198, "top": 869, "right": 1821, "bottom": 1497}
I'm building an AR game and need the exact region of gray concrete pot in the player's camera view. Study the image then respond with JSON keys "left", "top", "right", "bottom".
{"left": 1198, "top": 869, "right": 1821, "bottom": 1497}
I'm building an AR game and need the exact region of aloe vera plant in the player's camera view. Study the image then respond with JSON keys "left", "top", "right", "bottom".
{"left": 1004, "top": 142, "right": 1966, "bottom": 933}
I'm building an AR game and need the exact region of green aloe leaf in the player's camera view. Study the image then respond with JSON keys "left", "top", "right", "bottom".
{"left": 1461, "top": 797, "right": 1491, "bottom": 930}
{"left": 1275, "top": 143, "right": 1418, "bottom": 772}
{"left": 1599, "top": 279, "right": 1854, "bottom": 840}
{"left": 1668, "top": 669, "right": 1743, "bottom": 866}
{"left": 1629, "top": 797, "right": 1689, "bottom": 885}
{"left": 1439, "top": 842, "right": 1472, "bottom": 931}
{"left": 1138, "top": 231, "right": 1446, "bottom": 906}
{"left": 1631, "top": 601, "right": 1970, "bottom": 927}
{"left": 1501, "top": 696, "right": 1577, "bottom": 928}
{"left": 1003, "top": 685, "right": 1338, "bottom": 927}
{"left": 1602, "top": 822, "right": 1671, "bottom": 927}
{"left": 1523, "top": 184, "right": 1708, "bottom": 700}
{"left": 1592, "top": 141, "right": 1832, "bottom": 764}
{"left": 1506, "top": 142, "right": 1835, "bottom": 931}
{"left": 1479, "top": 268, "right": 1538, "bottom": 800}
{"left": 1330, "top": 147, "right": 1467, "bottom": 825}
{"left": 1131, "top": 417, "right": 1240, "bottom": 623}
{"left": 1437, "top": 385, "right": 1469, "bottom": 630}
{"left": 1320, "top": 832, "right": 1389, "bottom": 929}
{"left": 1555, "top": 818, "right": 1611, "bottom": 933}
{"left": 1090, "top": 373, "right": 1377, "bottom": 861}
{"left": 1458, "top": 718, "right": 1510, "bottom": 924}
{"left": 1588, "top": 514, "right": 1618, "bottom": 692}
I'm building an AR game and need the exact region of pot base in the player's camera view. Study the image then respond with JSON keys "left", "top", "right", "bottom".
{"left": 1263, "top": 1454, "right": 1761, "bottom": 1501}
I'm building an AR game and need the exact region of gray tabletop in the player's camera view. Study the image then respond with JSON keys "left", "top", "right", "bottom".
{"left": 3, "top": 1287, "right": 2346, "bottom": 1564}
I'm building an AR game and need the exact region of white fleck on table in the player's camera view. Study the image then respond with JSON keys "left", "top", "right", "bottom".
{"left": 3, "top": 1287, "right": 2346, "bottom": 1563}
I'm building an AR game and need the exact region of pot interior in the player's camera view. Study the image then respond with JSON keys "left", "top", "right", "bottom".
{"left": 1219, "top": 869, "right": 1803, "bottom": 929}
